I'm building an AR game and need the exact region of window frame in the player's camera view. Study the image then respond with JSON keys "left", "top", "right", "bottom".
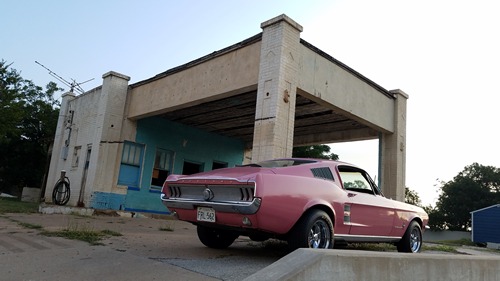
{"left": 338, "top": 165, "right": 381, "bottom": 195}
{"left": 150, "top": 148, "right": 174, "bottom": 191}
{"left": 117, "top": 141, "right": 145, "bottom": 189}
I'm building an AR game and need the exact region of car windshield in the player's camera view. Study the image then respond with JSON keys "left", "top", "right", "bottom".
{"left": 243, "top": 159, "right": 317, "bottom": 168}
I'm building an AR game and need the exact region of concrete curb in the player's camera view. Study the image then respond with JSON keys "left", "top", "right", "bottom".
{"left": 39, "top": 203, "right": 95, "bottom": 216}
{"left": 244, "top": 249, "right": 500, "bottom": 281}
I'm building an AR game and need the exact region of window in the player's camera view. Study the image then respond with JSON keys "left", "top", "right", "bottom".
{"left": 182, "top": 160, "right": 203, "bottom": 175}
{"left": 117, "top": 141, "right": 144, "bottom": 188}
{"left": 72, "top": 146, "right": 81, "bottom": 168}
{"left": 212, "top": 161, "right": 228, "bottom": 170}
{"left": 311, "top": 167, "right": 335, "bottom": 181}
{"left": 121, "top": 142, "right": 143, "bottom": 166}
{"left": 151, "top": 148, "right": 174, "bottom": 190}
{"left": 245, "top": 159, "right": 317, "bottom": 168}
{"left": 338, "top": 166, "right": 375, "bottom": 195}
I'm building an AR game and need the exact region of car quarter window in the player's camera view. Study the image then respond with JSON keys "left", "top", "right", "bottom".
{"left": 338, "top": 168, "right": 374, "bottom": 194}
{"left": 310, "top": 167, "right": 335, "bottom": 181}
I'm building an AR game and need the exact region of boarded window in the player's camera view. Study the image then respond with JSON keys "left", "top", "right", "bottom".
{"left": 72, "top": 146, "right": 81, "bottom": 168}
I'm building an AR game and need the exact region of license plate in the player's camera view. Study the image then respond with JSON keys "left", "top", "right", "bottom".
{"left": 197, "top": 207, "right": 216, "bottom": 222}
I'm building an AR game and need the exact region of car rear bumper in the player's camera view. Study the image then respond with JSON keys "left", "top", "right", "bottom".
{"left": 161, "top": 193, "right": 262, "bottom": 215}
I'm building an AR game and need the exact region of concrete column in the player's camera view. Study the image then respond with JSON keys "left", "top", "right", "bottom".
{"left": 84, "top": 72, "right": 130, "bottom": 202}
{"left": 251, "top": 14, "right": 303, "bottom": 162}
{"left": 43, "top": 92, "right": 75, "bottom": 201}
{"left": 380, "top": 89, "right": 408, "bottom": 201}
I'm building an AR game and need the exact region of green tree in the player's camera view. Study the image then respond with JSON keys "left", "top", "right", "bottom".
{"left": 292, "top": 145, "right": 339, "bottom": 160}
{"left": 0, "top": 60, "right": 62, "bottom": 195}
{"left": 404, "top": 187, "right": 422, "bottom": 206}
{"left": 429, "top": 163, "right": 500, "bottom": 231}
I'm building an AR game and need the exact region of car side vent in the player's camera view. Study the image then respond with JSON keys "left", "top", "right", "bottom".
{"left": 311, "top": 167, "right": 335, "bottom": 181}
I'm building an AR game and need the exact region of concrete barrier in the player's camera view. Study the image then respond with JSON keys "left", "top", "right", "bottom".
{"left": 424, "top": 230, "right": 470, "bottom": 242}
{"left": 21, "top": 187, "right": 41, "bottom": 202}
{"left": 243, "top": 249, "right": 500, "bottom": 281}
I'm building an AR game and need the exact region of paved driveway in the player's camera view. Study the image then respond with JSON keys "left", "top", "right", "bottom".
{"left": 0, "top": 213, "right": 288, "bottom": 280}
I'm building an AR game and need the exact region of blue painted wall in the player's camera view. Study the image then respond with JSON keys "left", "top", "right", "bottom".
{"left": 90, "top": 192, "right": 126, "bottom": 210}
{"left": 124, "top": 116, "right": 245, "bottom": 213}
{"left": 472, "top": 204, "right": 500, "bottom": 243}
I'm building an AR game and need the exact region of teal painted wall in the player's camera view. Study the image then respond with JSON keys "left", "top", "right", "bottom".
{"left": 90, "top": 192, "right": 126, "bottom": 210}
{"left": 124, "top": 116, "right": 245, "bottom": 213}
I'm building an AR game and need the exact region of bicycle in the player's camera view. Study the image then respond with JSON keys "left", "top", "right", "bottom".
{"left": 52, "top": 170, "right": 70, "bottom": 205}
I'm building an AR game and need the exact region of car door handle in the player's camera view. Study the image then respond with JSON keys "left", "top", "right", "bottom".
{"left": 347, "top": 193, "right": 357, "bottom": 198}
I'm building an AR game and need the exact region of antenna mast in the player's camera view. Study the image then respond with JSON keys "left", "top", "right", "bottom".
{"left": 35, "top": 61, "right": 94, "bottom": 94}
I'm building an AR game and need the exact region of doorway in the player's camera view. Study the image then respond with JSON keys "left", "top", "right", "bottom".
{"left": 78, "top": 145, "right": 92, "bottom": 206}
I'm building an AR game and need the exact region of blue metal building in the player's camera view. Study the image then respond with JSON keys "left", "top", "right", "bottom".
{"left": 471, "top": 204, "right": 500, "bottom": 244}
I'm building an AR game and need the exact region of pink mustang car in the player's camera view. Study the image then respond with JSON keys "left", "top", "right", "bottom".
{"left": 161, "top": 158, "right": 428, "bottom": 253}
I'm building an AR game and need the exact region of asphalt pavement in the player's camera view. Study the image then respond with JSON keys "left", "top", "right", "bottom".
{"left": 1, "top": 209, "right": 499, "bottom": 281}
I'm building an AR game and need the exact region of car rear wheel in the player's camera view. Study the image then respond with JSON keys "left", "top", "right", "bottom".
{"left": 288, "top": 210, "right": 334, "bottom": 250}
{"left": 397, "top": 221, "right": 422, "bottom": 253}
{"left": 197, "top": 225, "right": 239, "bottom": 249}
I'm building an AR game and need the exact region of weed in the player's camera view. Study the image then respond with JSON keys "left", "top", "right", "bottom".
{"left": 18, "top": 222, "right": 43, "bottom": 229}
{"left": 101, "top": 229, "right": 122, "bottom": 236}
{"left": 41, "top": 222, "right": 122, "bottom": 245}
{"left": 262, "top": 239, "right": 288, "bottom": 250}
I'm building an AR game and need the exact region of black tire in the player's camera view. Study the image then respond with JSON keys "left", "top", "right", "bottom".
{"left": 196, "top": 225, "right": 239, "bottom": 249}
{"left": 397, "top": 221, "right": 422, "bottom": 253}
{"left": 287, "top": 209, "right": 334, "bottom": 250}
{"left": 52, "top": 181, "right": 70, "bottom": 206}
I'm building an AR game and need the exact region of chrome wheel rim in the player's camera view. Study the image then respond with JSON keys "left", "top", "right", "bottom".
{"left": 409, "top": 228, "right": 422, "bottom": 252}
{"left": 308, "top": 220, "right": 331, "bottom": 248}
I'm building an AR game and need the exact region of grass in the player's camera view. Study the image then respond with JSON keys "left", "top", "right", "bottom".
{"left": 339, "top": 242, "right": 461, "bottom": 254}
{"left": 42, "top": 223, "right": 122, "bottom": 245}
{"left": 0, "top": 197, "right": 39, "bottom": 214}
{"left": 346, "top": 243, "right": 397, "bottom": 252}
{"left": 438, "top": 238, "right": 476, "bottom": 247}
{"left": 0, "top": 201, "right": 123, "bottom": 245}
{"left": 422, "top": 244, "right": 459, "bottom": 253}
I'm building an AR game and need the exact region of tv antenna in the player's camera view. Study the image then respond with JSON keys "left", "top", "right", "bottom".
{"left": 35, "top": 61, "right": 94, "bottom": 95}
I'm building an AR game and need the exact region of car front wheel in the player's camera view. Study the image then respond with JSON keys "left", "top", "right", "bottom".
{"left": 397, "top": 221, "right": 422, "bottom": 253}
{"left": 288, "top": 209, "right": 334, "bottom": 250}
{"left": 196, "top": 225, "right": 239, "bottom": 249}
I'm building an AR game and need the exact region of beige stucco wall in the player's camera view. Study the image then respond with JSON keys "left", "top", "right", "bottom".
{"left": 44, "top": 89, "right": 101, "bottom": 205}
{"left": 251, "top": 14, "right": 302, "bottom": 161}
{"left": 127, "top": 41, "right": 262, "bottom": 119}
{"left": 44, "top": 72, "right": 131, "bottom": 206}
{"left": 298, "top": 46, "right": 394, "bottom": 134}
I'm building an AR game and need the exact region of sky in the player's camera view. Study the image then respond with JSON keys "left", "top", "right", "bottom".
{"left": 2, "top": 0, "right": 499, "bottom": 205}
